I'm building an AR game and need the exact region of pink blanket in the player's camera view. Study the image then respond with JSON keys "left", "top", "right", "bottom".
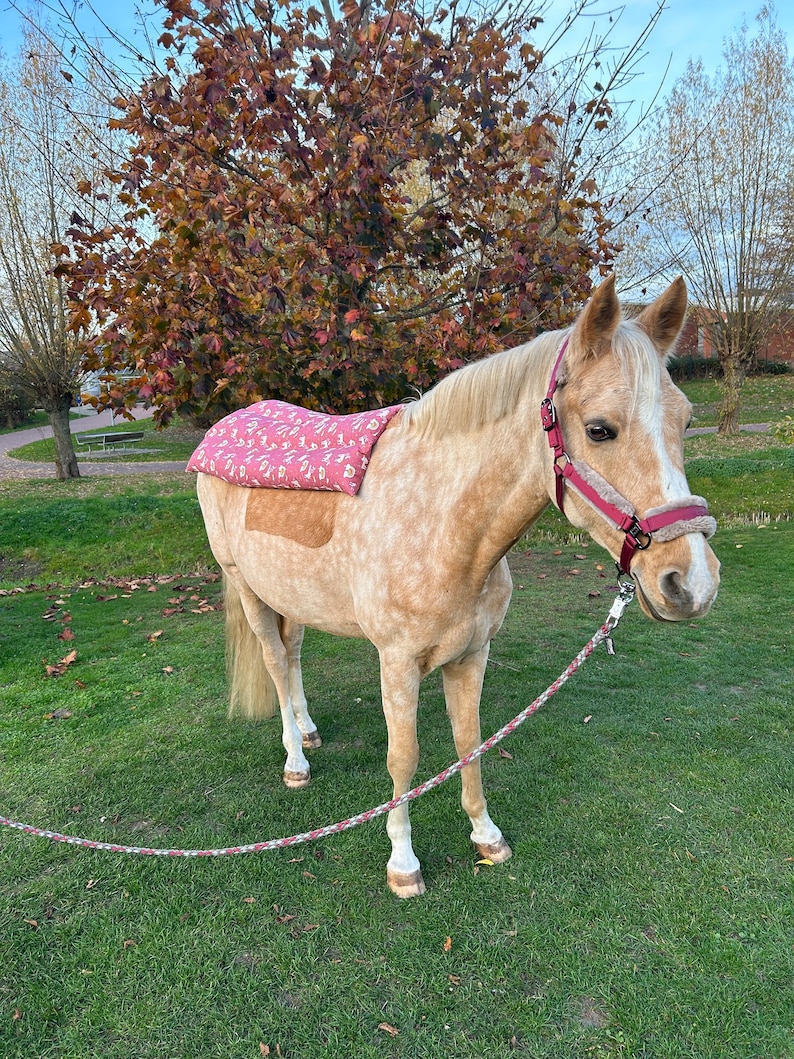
{"left": 187, "top": 399, "right": 402, "bottom": 494}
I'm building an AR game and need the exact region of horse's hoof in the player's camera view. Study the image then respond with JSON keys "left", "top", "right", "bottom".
{"left": 475, "top": 837, "right": 512, "bottom": 864}
{"left": 387, "top": 869, "right": 426, "bottom": 899}
{"left": 283, "top": 768, "right": 311, "bottom": 789}
{"left": 302, "top": 729, "right": 322, "bottom": 749}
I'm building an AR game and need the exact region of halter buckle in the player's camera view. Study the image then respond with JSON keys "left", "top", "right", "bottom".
{"left": 540, "top": 397, "right": 556, "bottom": 432}
{"left": 627, "top": 518, "right": 652, "bottom": 551}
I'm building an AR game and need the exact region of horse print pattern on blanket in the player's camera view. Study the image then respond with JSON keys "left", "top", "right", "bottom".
{"left": 187, "top": 399, "right": 401, "bottom": 494}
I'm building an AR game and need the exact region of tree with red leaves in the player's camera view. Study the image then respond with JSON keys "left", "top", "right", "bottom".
{"left": 64, "top": 0, "right": 618, "bottom": 424}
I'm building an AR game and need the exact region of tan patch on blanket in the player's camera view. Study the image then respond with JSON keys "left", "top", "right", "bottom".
{"left": 245, "top": 489, "right": 340, "bottom": 547}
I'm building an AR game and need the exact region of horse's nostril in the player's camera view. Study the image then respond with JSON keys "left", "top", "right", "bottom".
{"left": 660, "top": 570, "right": 693, "bottom": 606}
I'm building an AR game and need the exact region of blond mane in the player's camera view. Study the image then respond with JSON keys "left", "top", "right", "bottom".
{"left": 400, "top": 313, "right": 667, "bottom": 440}
{"left": 400, "top": 331, "right": 562, "bottom": 439}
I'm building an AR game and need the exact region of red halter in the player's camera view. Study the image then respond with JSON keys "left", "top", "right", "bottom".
{"left": 541, "top": 338, "right": 716, "bottom": 576}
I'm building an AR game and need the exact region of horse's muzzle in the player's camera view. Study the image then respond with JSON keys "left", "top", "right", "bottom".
{"left": 633, "top": 536, "right": 721, "bottom": 622}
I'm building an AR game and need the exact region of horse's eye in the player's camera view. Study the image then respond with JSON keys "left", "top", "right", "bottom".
{"left": 586, "top": 424, "right": 616, "bottom": 442}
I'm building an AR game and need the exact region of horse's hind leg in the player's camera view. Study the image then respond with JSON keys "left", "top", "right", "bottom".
{"left": 280, "top": 618, "right": 322, "bottom": 749}
{"left": 442, "top": 646, "right": 512, "bottom": 864}
{"left": 233, "top": 582, "right": 312, "bottom": 788}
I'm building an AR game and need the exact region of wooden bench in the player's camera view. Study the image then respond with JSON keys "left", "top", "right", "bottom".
{"left": 75, "top": 431, "right": 145, "bottom": 452}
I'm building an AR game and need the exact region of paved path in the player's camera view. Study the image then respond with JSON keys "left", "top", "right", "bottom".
{"left": 686, "top": 423, "right": 770, "bottom": 436}
{"left": 0, "top": 406, "right": 188, "bottom": 480}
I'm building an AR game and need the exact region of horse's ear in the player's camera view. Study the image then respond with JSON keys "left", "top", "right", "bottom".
{"left": 567, "top": 273, "right": 620, "bottom": 363}
{"left": 635, "top": 276, "right": 688, "bottom": 358}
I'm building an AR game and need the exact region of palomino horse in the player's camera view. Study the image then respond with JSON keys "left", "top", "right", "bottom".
{"left": 194, "top": 274, "right": 720, "bottom": 897}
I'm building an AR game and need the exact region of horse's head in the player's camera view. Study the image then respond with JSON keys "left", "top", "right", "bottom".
{"left": 549, "top": 274, "right": 720, "bottom": 622}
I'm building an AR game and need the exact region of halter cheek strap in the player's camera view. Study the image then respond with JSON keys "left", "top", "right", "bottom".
{"left": 541, "top": 337, "right": 717, "bottom": 576}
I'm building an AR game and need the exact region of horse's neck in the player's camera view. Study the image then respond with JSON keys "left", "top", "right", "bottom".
{"left": 409, "top": 364, "right": 554, "bottom": 574}
{"left": 464, "top": 406, "right": 552, "bottom": 563}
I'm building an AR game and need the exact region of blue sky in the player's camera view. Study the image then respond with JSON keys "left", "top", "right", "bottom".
{"left": 0, "top": 2, "right": 166, "bottom": 59}
{"left": 540, "top": 0, "right": 794, "bottom": 112}
{"left": 2, "top": 0, "right": 792, "bottom": 107}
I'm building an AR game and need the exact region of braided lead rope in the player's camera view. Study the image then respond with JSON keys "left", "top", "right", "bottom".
{"left": 0, "top": 585, "right": 635, "bottom": 858}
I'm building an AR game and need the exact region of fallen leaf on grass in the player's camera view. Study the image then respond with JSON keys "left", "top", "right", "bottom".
{"left": 147, "top": 630, "right": 164, "bottom": 643}
{"left": 476, "top": 858, "right": 495, "bottom": 866}
{"left": 43, "top": 649, "right": 77, "bottom": 677}
{"left": 58, "top": 627, "right": 76, "bottom": 641}
{"left": 44, "top": 708, "right": 73, "bottom": 720}
{"left": 443, "top": 936, "right": 453, "bottom": 952}
{"left": 498, "top": 747, "right": 513, "bottom": 759}
{"left": 378, "top": 1023, "right": 399, "bottom": 1038}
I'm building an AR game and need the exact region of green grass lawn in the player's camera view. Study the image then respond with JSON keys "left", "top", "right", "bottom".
{"left": 682, "top": 372, "right": 793, "bottom": 429}
{"left": 0, "top": 380, "right": 792, "bottom": 1058}
{"left": 1, "top": 527, "right": 791, "bottom": 1058}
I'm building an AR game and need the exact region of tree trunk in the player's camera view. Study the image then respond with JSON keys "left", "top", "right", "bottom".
{"left": 717, "top": 354, "right": 745, "bottom": 436}
{"left": 46, "top": 397, "right": 81, "bottom": 479}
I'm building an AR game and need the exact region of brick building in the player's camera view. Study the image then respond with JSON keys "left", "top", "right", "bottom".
{"left": 674, "top": 310, "right": 794, "bottom": 365}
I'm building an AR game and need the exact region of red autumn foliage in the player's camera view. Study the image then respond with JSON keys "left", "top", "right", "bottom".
{"left": 63, "top": 0, "right": 616, "bottom": 424}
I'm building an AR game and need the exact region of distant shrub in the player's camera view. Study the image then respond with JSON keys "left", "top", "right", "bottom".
{"left": 774, "top": 415, "right": 794, "bottom": 445}
{"left": 668, "top": 356, "right": 716, "bottom": 381}
{"left": 0, "top": 383, "right": 35, "bottom": 429}
{"left": 668, "top": 355, "right": 791, "bottom": 381}
{"left": 756, "top": 359, "right": 792, "bottom": 375}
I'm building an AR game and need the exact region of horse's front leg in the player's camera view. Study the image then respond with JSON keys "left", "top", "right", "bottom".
{"left": 379, "top": 653, "right": 425, "bottom": 898}
{"left": 442, "top": 645, "right": 512, "bottom": 864}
